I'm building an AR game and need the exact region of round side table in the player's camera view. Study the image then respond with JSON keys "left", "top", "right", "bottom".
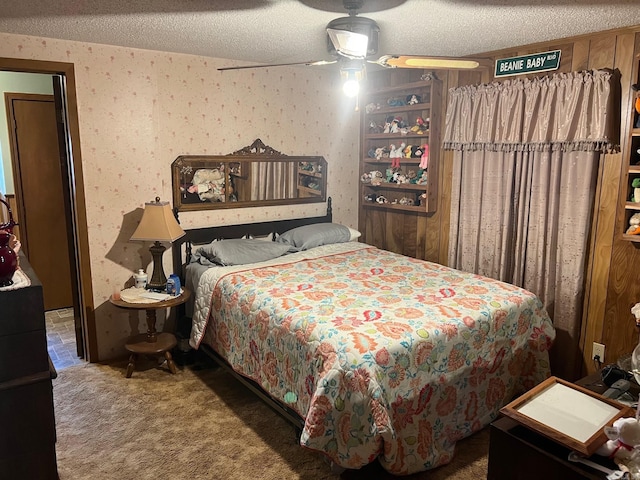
{"left": 110, "top": 288, "right": 191, "bottom": 378}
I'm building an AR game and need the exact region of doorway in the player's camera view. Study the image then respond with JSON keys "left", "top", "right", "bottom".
{"left": 0, "top": 58, "right": 96, "bottom": 362}
{"left": 6, "top": 93, "right": 75, "bottom": 311}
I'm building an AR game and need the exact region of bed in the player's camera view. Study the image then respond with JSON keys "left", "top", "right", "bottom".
{"left": 172, "top": 201, "right": 556, "bottom": 475}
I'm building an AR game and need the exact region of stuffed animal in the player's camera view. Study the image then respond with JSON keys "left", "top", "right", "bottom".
{"left": 416, "top": 169, "right": 428, "bottom": 185}
{"left": 389, "top": 143, "right": 405, "bottom": 168}
{"left": 419, "top": 144, "right": 430, "bottom": 169}
{"left": 387, "top": 97, "right": 406, "bottom": 107}
{"left": 411, "top": 145, "right": 424, "bottom": 158}
{"left": 406, "top": 94, "right": 421, "bottom": 105}
{"left": 370, "top": 171, "right": 384, "bottom": 186}
{"left": 410, "top": 117, "right": 427, "bottom": 135}
{"left": 596, "top": 417, "right": 640, "bottom": 475}
{"left": 369, "top": 120, "right": 383, "bottom": 134}
{"left": 188, "top": 167, "right": 225, "bottom": 202}
{"left": 365, "top": 102, "right": 381, "bottom": 114}
{"left": 628, "top": 213, "right": 640, "bottom": 235}
{"left": 389, "top": 117, "right": 401, "bottom": 134}
{"left": 632, "top": 178, "right": 640, "bottom": 202}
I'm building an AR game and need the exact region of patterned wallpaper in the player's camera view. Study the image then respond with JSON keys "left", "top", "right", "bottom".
{"left": 0, "top": 32, "right": 361, "bottom": 360}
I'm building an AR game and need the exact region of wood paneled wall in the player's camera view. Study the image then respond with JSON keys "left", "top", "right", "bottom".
{"left": 363, "top": 26, "right": 640, "bottom": 378}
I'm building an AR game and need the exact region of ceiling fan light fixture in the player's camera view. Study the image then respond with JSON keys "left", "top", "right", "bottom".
{"left": 339, "top": 59, "right": 366, "bottom": 97}
{"left": 326, "top": 16, "right": 379, "bottom": 58}
{"left": 377, "top": 55, "right": 482, "bottom": 70}
{"left": 327, "top": 28, "right": 369, "bottom": 59}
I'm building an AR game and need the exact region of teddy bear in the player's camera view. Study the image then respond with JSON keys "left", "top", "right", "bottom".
{"left": 370, "top": 171, "right": 384, "bottom": 186}
{"left": 628, "top": 212, "right": 640, "bottom": 235}
{"left": 595, "top": 417, "right": 640, "bottom": 475}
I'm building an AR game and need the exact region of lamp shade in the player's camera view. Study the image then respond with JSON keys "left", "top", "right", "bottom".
{"left": 130, "top": 197, "right": 185, "bottom": 243}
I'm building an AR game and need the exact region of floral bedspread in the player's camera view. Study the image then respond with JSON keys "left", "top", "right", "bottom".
{"left": 190, "top": 242, "right": 555, "bottom": 475}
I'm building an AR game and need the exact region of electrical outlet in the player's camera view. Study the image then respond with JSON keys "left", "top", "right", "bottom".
{"left": 593, "top": 342, "right": 605, "bottom": 362}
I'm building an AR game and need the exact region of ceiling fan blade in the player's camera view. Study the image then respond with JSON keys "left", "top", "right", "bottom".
{"left": 218, "top": 60, "right": 337, "bottom": 71}
{"left": 373, "top": 55, "right": 491, "bottom": 70}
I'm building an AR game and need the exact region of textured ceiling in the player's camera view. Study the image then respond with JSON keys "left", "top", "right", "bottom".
{"left": 0, "top": 0, "right": 639, "bottom": 69}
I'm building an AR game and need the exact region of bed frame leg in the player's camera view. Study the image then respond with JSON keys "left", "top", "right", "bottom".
{"left": 329, "top": 462, "right": 345, "bottom": 474}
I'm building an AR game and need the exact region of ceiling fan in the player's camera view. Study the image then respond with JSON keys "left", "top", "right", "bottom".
{"left": 218, "top": 0, "right": 488, "bottom": 95}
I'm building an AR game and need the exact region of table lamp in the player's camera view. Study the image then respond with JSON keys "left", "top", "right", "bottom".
{"left": 130, "top": 197, "right": 185, "bottom": 290}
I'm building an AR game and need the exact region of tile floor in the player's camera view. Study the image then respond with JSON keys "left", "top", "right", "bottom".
{"left": 45, "top": 308, "right": 84, "bottom": 371}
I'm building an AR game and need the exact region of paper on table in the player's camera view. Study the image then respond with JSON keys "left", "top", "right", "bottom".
{"left": 119, "top": 287, "right": 167, "bottom": 303}
{"left": 139, "top": 291, "right": 172, "bottom": 301}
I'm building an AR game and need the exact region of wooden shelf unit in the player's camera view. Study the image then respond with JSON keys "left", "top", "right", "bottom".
{"left": 622, "top": 52, "right": 640, "bottom": 241}
{"left": 297, "top": 163, "right": 323, "bottom": 198}
{"left": 359, "top": 77, "right": 442, "bottom": 214}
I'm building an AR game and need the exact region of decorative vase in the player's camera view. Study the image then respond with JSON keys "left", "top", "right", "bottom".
{"left": 0, "top": 199, "right": 18, "bottom": 287}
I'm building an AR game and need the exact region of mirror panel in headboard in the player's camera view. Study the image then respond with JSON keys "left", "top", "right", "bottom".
{"left": 171, "top": 139, "right": 327, "bottom": 212}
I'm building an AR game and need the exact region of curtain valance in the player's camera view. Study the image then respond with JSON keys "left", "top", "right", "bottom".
{"left": 443, "top": 69, "right": 618, "bottom": 153}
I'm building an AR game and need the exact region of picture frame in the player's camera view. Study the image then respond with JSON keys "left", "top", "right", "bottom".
{"left": 500, "top": 376, "right": 634, "bottom": 456}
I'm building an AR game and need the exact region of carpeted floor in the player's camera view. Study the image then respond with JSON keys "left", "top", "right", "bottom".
{"left": 52, "top": 357, "right": 489, "bottom": 479}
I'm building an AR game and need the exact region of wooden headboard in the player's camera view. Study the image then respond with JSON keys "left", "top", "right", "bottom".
{"left": 171, "top": 197, "right": 332, "bottom": 277}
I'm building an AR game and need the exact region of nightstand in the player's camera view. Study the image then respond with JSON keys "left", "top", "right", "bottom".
{"left": 110, "top": 288, "right": 191, "bottom": 378}
{"left": 487, "top": 374, "right": 630, "bottom": 480}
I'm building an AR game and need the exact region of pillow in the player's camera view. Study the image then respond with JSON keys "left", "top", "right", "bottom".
{"left": 276, "top": 223, "right": 351, "bottom": 251}
{"left": 347, "top": 227, "right": 361, "bottom": 242}
{"left": 193, "top": 238, "right": 290, "bottom": 266}
{"left": 242, "top": 232, "right": 278, "bottom": 242}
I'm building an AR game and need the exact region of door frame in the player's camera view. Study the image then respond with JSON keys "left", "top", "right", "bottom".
{"left": 0, "top": 57, "right": 97, "bottom": 362}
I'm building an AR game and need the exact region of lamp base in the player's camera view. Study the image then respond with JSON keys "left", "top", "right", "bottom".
{"left": 147, "top": 241, "right": 167, "bottom": 290}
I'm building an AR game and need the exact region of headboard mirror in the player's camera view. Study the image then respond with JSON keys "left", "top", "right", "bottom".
{"left": 172, "top": 139, "right": 327, "bottom": 212}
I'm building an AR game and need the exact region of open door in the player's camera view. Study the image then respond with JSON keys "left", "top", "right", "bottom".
{"left": 52, "top": 75, "right": 84, "bottom": 358}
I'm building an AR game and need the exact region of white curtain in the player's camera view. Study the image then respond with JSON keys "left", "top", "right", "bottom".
{"left": 444, "top": 70, "right": 617, "bottom": 380}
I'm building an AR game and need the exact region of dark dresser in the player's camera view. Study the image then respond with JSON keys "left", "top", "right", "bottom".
{"left": 0, "top": 256, "right": 58, "bottom": 479}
